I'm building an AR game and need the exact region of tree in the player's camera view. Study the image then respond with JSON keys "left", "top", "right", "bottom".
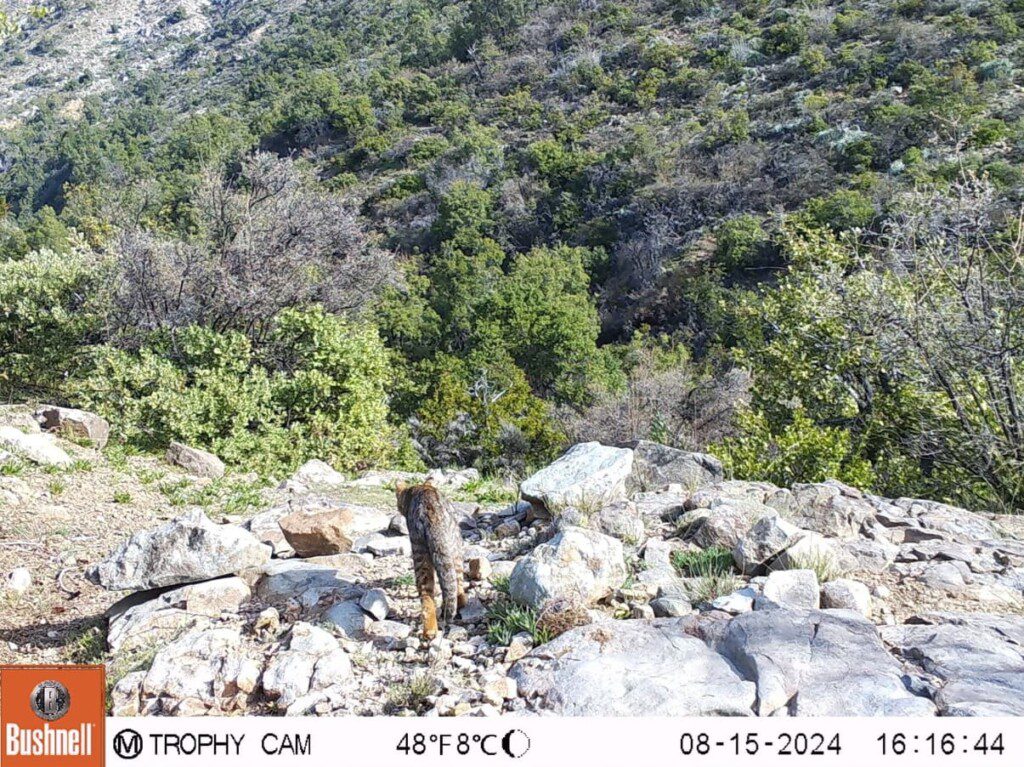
{"left": 111, "top": 153, "right": 394, "bottom": 344}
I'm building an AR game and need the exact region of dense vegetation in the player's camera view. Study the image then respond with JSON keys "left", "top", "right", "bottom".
{"left": 1, "top": 1, "right": 1022, "bottom": 511}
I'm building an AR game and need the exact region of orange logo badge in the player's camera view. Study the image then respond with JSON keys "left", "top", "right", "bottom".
{"left": 0, "top": 665, "right": 105, "bottom": 767}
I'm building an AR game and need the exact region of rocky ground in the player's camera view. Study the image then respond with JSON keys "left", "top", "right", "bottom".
{"left": 2, "top": 405, "right": 1024, "bottom": 717}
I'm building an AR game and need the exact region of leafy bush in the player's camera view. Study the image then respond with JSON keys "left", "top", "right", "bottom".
{"left": 74, "top": 307, "right": 401, "bottom": 475}
{"left": 0, "top": 248, "right": 107, "bottom": 398}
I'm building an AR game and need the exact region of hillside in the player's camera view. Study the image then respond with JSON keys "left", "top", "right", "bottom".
{"left": 1, "top": 1, "right": 1023, "bottom": 514}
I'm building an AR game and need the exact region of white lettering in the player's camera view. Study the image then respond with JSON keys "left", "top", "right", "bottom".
{"left": 2, "top": 724, "right": 93, "bottom": 757}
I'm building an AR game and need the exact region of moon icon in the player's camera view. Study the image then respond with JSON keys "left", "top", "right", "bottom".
{"left": 502, "top": 729, "right": 530, "bottom": 758}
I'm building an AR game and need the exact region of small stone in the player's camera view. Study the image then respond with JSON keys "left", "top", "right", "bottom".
{"left": 254, "top": 607, "right": 280, "bottom": 635}
{"left": 650, "top": 597, "right": 691, "bottom": 617}
{"left": 761, "top": 569, "right": 820, "bottom": 610}
{"left": 354, "top": 533, "right": 412, "bottom": 558}
{"left": 165, "top": 441, "right": 225, "bottom": 479}
{"left": 872, "top": 584, "right": 892, "bottom": 599}
{"left": 389, "top": 515, "right": 409, "bottom": 536}
{"left": 711, "top": 588, "right": 756, "bottom": 614}
{"left": 459, "top": 596, "right": 487, "bottom": 623}
{"left": 279, "top": 508, "right": 355, "bottom": 557}
{"left": 495, "top": 520, "right": 521, "bottom": 538}
{"left": 324, "top": 601, "right": 370, "bottom": 639}
{"left": 481, "top": 673, "right": 517, "bottom": 705}
{"left": 7, "top": 567, "right": 31, "bottom": 594}
{"left": 820, "top": 578, "right": 872, "bottom": 617}
{"left": 505, "top": 633, "right": 533, "bottom": 662}
{"left": 467, "top": 557, "right": 492, "bottom": 581}
{"left": 358, "top": 588, "right": 390, "bottom": 621}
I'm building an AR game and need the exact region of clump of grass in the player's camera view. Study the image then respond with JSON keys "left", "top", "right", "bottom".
{"left": 453, "top": 476, "right": 518, "bottom": 505}
{"left": 491, "top": 574, "right": 511, "bottom": 595}
{"left": 385, "top": 672, "right": 437, "bottom": 714}
{"left": 47, "top": 478, "right": 67, "bottom": 496}
{"left": 672, "top": 546, "right": 740, "bottom": 604}
{"left": 671, "top": 546, "right": 734, "bottom": 577}
{"left": 136, "top": 467, "right": 165, "bottom": 485}
{"left": 785, "top": 551, "right": 843, "bottom": 583}
{"left": 486, "top": 598, "right": 550, "bottom": 646}
{"left": 67, "top": 624, "right": 106, "bottom": 664}
{"left": 0, "top": 459, "right": 26, "bottom": 476}
{"left": 112, "top": 489, "right": 132, "bottom": 504}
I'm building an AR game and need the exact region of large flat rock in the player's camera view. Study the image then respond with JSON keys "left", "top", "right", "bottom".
{"left": 510, "top": 619, "right": 756, "bottom": 716}
{"left": 87, "top": 510, "right": 271, "bottom": 590}
{"left": 520, "top": 442, "right": 633, "bottom": 510}
{"left": 714, "top": 609, "right": 936, "bottom": 716}
{"left": 880, "top": 612, "right": 1024, "bottom": 716}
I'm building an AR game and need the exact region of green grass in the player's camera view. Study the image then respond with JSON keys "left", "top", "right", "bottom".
{"left": 672, "top": 546, "right": 740, "bottom": 605}
{"left": 66, "top": 624, "right": 106, "bottom": 664}
{"left": 112, "top": 489, "right": 132, "bottom": 504}
{"left": 384, "top": 672, "right": 437, "bottom": 714}
{"left": 785, "top": 551, "right": 844, "bottom": 583}
{"left": 452, "top": 477, "right": 519, "bottom": 505}
{"left": 47, "top": 478, "right": 66, "bottom": 496}
{"left": 671, "top": 546, "right": 735, "bottom": 578}
{"left": 486, "top": 598, "right": 550, "bottom": 646}
{"left": 0, "top": 459, "right": 26, "bottom": 476}
{"left": 159, "top": 476, "right": 267, "bottom": 515}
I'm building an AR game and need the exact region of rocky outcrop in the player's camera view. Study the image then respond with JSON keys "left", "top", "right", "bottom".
{"left": 520, "top": 442, "right": 633, "bottom": 510}
{"left": 510, "top": 619, "right": 756, "bottom": 716}
{"left": 509, "top": 526, "right": 625, "bottom": 609}
{"left": 87, "top": 510, "right": 270, "bottom": 590}
{"left": 165, "top": 442, "right": 226, "bottom": 479}
{"left": 279, "top": 507, "right": 355, "bottom": 557}
{"left": 34, "top": 405, "right": 110, "bottom": 449}
{"left": 621, "top": 440, "right": 723, "bottom": 492}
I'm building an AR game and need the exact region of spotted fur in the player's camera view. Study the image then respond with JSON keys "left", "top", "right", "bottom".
{"left": 395, "top": 481, "right": 466, "bottom": 638}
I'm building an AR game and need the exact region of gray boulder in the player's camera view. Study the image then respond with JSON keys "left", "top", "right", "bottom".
{"left": 34, "top": 405, "right": 110, "bottom": 449}
{"left": 520, "top": 442, "right": 633, "bottom": 510}
{"left": 87, "top": 510, "right": 270, "bottom": 590}
{"left": 510, "top": 619, "right": 756, "bottom": 715}
{"left": 761, "top": 569, "right": 820, "bottom": 610}
{"left": 166, "top": 442, "right": 225, "bottom": 479}
{"left": 820, "top": 578, "right": 872, "bottom": 617}
{"left": 716, "top": 609, "right": 936, "bottom": 716}
{"left": 733, "top": 515, "right": 802, "bottom": 575}
{"left": 254, "top": 560, "right": 362, "bottom": 609}
{"left": 0, "top": 426, "right": 72, "bottom": 467}
{"left": 262, "top": 622, "right": 352, "bottom": 707}
{"left": 509, "top": 526, "right": 626, "bottom": 609}
{"left": 620, "top": 440, "right": 723, "bottom": 492}
{"left": 880, "top": 612, "right": 1024, "bottom": 716}
{"left": 765, "top": 480, "right": 875, "bottom": 539}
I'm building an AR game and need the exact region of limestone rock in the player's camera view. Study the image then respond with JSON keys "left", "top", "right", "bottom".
{"left": 254, "top": 560, "right": 362, "bottom": 609}
{"left": 761, "top": 569, "right": 820, "bottom": 610}
{"left": 620, "top": 440, "right": 723, "bottom": 492}
{"left": 880, "top": 612, "right": 1024, "bottom": 716}
{"left": 165, "top": 441, "right": 225, "bottom": 479}
{"left": 0, "top": 426, "right": 72, "bottom": 467}
{"left": 279, "top": 507, "right": 355, "bottom": 557}
{"left": 510, "top": 619, "right": 756, "bottom": 715}
{"left": 715, "top": 609, "right": 935, "bottom": 716}
{"left": 820, "top": 578, "right": 872, "bottom": 617}
{"left": 765, "top": 480, "right": 875, "bottom": 539}
{"left": 138, "top": 626, "right": 259, "bottom": 715}
{"left": 6, "top": 567, "right": 31, "bottom": 594}
{"left": 262, "top": 623, "right": 352, "bottom": 707}
{"left": 508, "top": 526, "right": 626, "bottom": 609}
{"left": 34, "top": 405, "right": 110, "bottom": 449}
{"left": 690, "top": 499, "right": 776, "bottom": 550}
{"left": 87, "top": 510, "right": 270, "bottom": 590}
{"left": 288, "top": 459, "right": 346, "bottom": 488}
{"left": 107, "top": 576, "right": 251, "bottom": 653}
{"left": 520, "top": 442, "right": 633, "bottom": 510}
{"left": 733, "top": 515, "right": 802, "bottom": 575}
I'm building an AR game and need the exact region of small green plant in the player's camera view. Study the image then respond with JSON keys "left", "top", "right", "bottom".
{"left": 687, "top": 572, "right": 740, "bottom": 603}
{"left": 105, "top": 642, "right": 160, "bottom": 711}
{"left": 385, "top": 672, "right": 437, "bottom": 714}
{"left": 136, "top": 467, "right": 165, "bottom": 485}
{"left": 112, "top": 489, "right": 132, "bottom": 504}
{"left": 0, "top": 459, "right": 26, "bottom": 476}
{"left": 671, "top": 547, "right": 734, "bottom": 577}
{"left": 48, "top": 478, "right": 67, "bottom": 496}
{"left": 159, "top": 478, "right": 194, "bottom": 506}
{"left": 453, "top": 476, "right": 518, "bottom": 505}
{"left": 490, "top": 574, "right": 510, "bottom": 595}
{"left": 786, "top": 552, "right": 843, "bottom": 583}
{"left": 67, "top": 624, "right": 106, "bottom": 664}
{"left": 486, "top": 598, "right": 550, "bottom": 646}
{"left": 391, "top": 572, "right": 416, "bottom": 588}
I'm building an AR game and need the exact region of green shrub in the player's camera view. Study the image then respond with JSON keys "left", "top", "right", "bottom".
{"left": 804, "top": 190, "right": 876, "bottom": 232}
{"left": 714, "top": 215, "right": 771, "bottom": 270}
{"left": 0, "top": 248, "right": 107, "bottom": 399}
{"left": 74, "top": 307, "right": 400, "bottom": 476}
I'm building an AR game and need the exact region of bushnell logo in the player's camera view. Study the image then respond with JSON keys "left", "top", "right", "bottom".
{"left": 30, "top": 680, "right": 72, "bottom": 722}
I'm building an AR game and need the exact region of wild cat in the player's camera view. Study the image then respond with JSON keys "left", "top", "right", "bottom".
{"left": 395, "top": 481, "right": 467, "bottom": 638}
